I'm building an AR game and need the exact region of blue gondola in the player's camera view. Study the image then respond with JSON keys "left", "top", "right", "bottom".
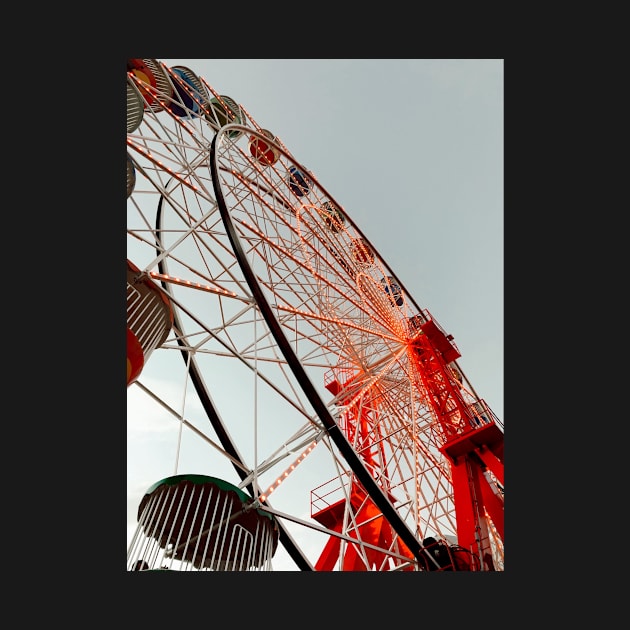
{"left": 287, "top": 166, "right": 311, "bottom": 197}
{"left": 380, "top": 276, "right": 404, "bottom": 306}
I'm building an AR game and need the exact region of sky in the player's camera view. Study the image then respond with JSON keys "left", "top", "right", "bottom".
{"left": 127, "top": 58, "right": 503, "bottom": 570}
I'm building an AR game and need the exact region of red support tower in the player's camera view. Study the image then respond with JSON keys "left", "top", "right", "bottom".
{"left": 410, "top": 310, "right": 503, "bottom": 569}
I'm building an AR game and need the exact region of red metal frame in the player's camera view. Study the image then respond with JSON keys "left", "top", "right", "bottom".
{"left": 413, "top": 311, "right": 503, "bottom": 568}
{"left": 313, "top": 310, "right": 503, "bottom": 570}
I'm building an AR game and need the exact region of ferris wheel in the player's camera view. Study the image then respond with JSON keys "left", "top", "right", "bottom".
{"left": 126, "top": 59, "right": 504, "bottom": 571}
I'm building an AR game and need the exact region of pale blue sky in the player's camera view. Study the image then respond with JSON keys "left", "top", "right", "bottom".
{"left": 163, "top": 58, "right": 504, "bottom": 414}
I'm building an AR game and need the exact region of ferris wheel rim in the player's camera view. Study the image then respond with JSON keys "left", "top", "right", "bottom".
{"left": 209, "top": 126, "right": 426, "bottom": 565}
